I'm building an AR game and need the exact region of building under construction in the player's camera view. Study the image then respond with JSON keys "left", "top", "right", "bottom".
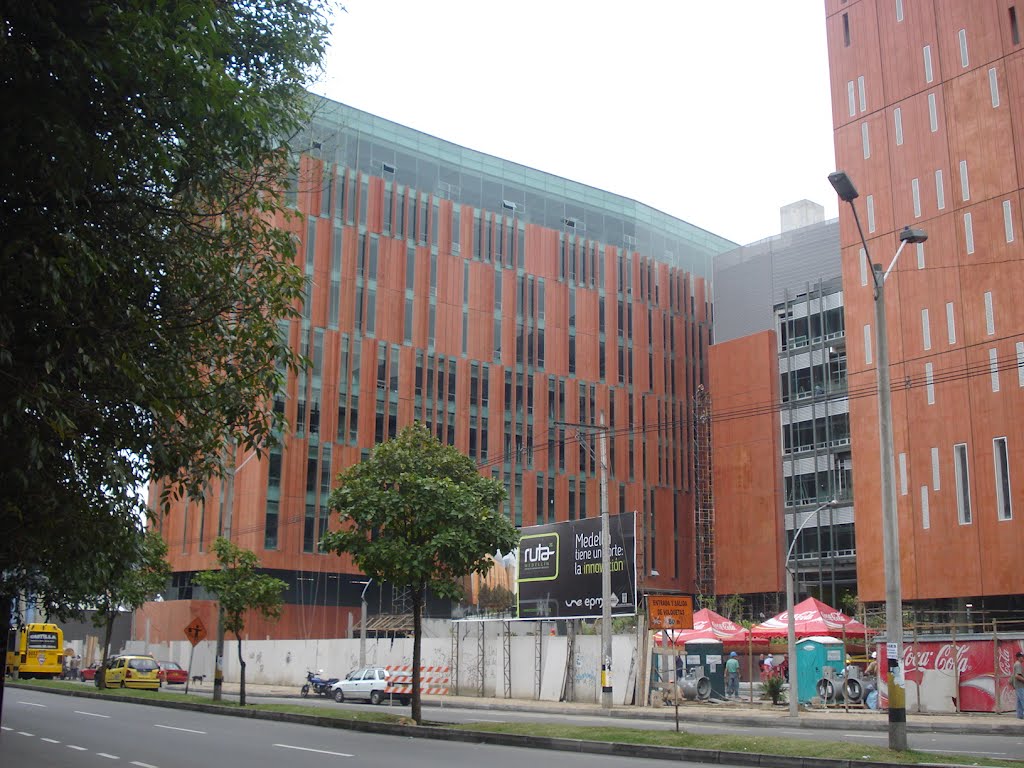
{"left": 141, "top": 95, "right": 734, "bottom": 642}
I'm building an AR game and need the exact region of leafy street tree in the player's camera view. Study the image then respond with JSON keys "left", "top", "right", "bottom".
{"left": 192, "top": 537, "right": 286, "bottom": 707}
{"left": 477, "top": 583, "right": 516, "bottom": 614}
{"left": 0, "top": 0, "right": 331, "bottom": 644}
{"left": 322, "top": 423, "right": 519, "bottom": 724}
{"left": 91, "top": 529, "right": 171, "bottom": 689}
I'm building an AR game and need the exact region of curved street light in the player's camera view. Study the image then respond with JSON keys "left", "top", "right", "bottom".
{"left": 785, "top": 498, "right": 837, "bottom": 718}
{"left": 829, "top": 170, "right": 927, "bottom": 751}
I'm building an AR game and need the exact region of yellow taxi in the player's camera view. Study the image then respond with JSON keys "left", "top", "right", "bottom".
{"left": 103, "top": 655, "right": 160, "bottom": 690}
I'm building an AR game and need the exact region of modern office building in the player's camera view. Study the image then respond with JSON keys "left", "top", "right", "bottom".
{"left": 709, "top": 208, "right": 854, "bottom": 615}
{"left": 141, "top": 95, "right": 736, "bottom": 641}
{"left": 825, "top": 0, "right": 1024, "bottom": 615}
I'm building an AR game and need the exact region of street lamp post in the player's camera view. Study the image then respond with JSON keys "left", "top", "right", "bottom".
{"left": 785, "top": 499, "right": 837, "bottom": 718}
{"left": 829, "top": 170, "right": 927, "bottom": 751}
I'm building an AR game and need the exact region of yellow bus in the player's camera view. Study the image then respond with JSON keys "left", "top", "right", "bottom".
{"left": 5, "top": 623, "right": 64, "bottom": 679}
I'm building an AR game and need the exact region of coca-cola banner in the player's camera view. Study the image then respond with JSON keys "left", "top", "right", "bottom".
{"left": 878, "top": 637, "right": 1024, "bottom": 713}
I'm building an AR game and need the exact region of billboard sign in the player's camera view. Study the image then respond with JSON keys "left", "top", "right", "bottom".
{"left": 516, "top": 512, "right": 636, "bottom": 620}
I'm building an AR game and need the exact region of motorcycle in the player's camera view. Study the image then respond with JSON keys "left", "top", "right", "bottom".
{"left": 300, "top": 669, "right": 339, "bottom": 698}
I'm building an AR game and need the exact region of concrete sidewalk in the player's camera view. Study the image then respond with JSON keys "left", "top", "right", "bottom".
{"left": 205, "top": 680, "right": 1021, "bottom": 736}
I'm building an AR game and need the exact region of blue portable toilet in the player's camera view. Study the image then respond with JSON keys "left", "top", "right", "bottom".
{"left": 795, "top": 636, "right": 845, "bottom": 703}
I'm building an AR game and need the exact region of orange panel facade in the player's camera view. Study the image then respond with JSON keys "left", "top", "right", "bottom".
{"left": 827, "top": 0, "right": 1024, "bottom": 604}
{"left": 709, "top": 332, "right": 786, "bottom": 595}
{"left": 144, "top": 97, "right": 736, "bottom": 640}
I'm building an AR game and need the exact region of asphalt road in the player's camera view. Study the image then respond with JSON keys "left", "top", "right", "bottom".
{"left": 1, "top": 688, "right": 754, "bottom": 768}
{"left": 251, "top": 692, "right": 1024, "bottom": 761}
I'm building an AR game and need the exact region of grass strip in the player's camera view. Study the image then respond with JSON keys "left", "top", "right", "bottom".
{"left": 9, "top": 679, "right": 403, "bottom": 724}
{"left": 446, "top": 719, "right": 1020, "bottom": 765}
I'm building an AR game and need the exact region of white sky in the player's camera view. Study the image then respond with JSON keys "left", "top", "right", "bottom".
{"left": 311, "top": 1, "right": 839, "bottom": 247}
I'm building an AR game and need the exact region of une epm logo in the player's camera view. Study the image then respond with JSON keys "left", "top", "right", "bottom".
{"left": 518, "top": 532, "right": 559, "bottom": 581}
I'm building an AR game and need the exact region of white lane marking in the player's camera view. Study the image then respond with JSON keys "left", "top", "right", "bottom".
{"left": 921, "top": 749, "right": 1007, "bottom": 756}
{"left": 274, "top": 744, "right": 354, "bottom": 757}
{"left": 97, "top": 753, "right": 120, "bottom": 760}
{"left": 1, "top": 726, "right": 11, "bottom": 731}
{"left": 843, "top": 733, "right": 880, "bottom": 739}
{"left": 131, "top": 762, "right": 159, "bottom": 768}
{"left": 42, "top": 738, "right": 61, "bottom": 743}
{"left": 153, "top": 724, "right": 206, "bottom": 734}
{"left": 75, "top": 710, "right": 111, "bottom": 718}
{"left": 18, "top": 731, "right": 34, "bottom": 736}
{"left": 466, "top": 719, "right": 503, "bottom": 723}
{"left": 18, "top": 701, "right": 46, "bottom": 707}
{"left": 68, "top": 745, "right": 88, "bottom": 751}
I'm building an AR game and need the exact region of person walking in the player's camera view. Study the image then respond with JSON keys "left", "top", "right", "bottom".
{"left": 1014, "top": 651, "right": 1024, "bottom": 719}
{"left": 725, "top": 651, "right": 740, "bottom": 698}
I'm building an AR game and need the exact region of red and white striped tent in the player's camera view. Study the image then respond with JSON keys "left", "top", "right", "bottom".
{"left": 653, "top": 607, "right": 750, "bottom": 645}
{"left": 750, "top": 597, "right": 869, "bottom": 639}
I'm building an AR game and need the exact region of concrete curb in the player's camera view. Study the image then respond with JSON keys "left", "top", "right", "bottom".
{"left": 6, "top": 684, "right": 970, "bottom": 768}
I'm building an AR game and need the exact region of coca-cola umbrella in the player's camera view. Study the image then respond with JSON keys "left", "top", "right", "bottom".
{"left": 751, "top": 597, "right": 869, "bottom": 638}
{"left": 653, "top": 608, "right": 750, "bottom": 645}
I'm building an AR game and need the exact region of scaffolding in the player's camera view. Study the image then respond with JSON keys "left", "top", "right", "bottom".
{"left": 693, "top": 385, "right": 715, "bottom": 598}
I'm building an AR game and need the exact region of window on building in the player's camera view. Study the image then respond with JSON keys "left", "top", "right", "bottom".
{"left": 843, "top": 13, "right": 850, "bottom": 46}
{"left": 995, "top": 437, "right": 1013, "bottom": 521}
{"left": 954, "top": 443, "right": 972, "bottom": 524}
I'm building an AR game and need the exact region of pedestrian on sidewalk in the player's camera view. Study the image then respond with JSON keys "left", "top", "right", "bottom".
{"left": 725, "top": 651, "right": 740, "bottom": 698}
{"left": 1014, "top": 651, "right": 1024, "bottom": 719}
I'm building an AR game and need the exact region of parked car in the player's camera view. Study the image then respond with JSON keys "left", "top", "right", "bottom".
{"left": 157, "top": 660, "right": 188, "bottom": 685}
{"left": 102, "top": 654, "right": 160, "bottom": 690}
{"left": 79, "top": 662, "right": 102, "bottom": 682}
{"left": 331, "top": 666, "right": 405, "bottom": 705}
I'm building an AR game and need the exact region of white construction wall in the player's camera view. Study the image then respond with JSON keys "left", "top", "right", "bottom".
{"left": 128, "top": 621, "right": 642, "bottom": 704}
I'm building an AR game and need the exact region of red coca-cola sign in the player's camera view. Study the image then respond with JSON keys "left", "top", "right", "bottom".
{"left": 878, "top": 638, "right": 1023, "bottom": 713}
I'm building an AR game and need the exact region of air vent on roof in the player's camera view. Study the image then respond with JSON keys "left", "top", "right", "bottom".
{"left": 564, "top": 217, "right": 577, "bottom": 229}
{"left": 382, "top": 162, "right": 396, "bottom": 174}
{"left": 502, "top": 200, "right": 517, "bottom": 212}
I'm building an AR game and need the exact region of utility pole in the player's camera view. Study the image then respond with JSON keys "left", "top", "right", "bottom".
{"left": 598, "top": 412, "right": 612, "bottom": 709}
{"left": 872, "top": 262, "right": 906, "bottom": 750}
{"left": 212, "top": 437, "right": 235, "bottom": 703}
{"left": 359, "top": 579, "right": 372, "bottom": 667}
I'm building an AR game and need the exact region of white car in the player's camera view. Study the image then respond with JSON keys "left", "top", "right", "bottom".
{"left": 331, "top": 666, "right": 406, "bottom": 705}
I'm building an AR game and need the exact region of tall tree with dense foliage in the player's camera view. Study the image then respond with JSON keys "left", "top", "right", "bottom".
{"left": 193, "top": 537, "right": 286, "bottom": 706}
{"left": 92, "top": 529, "right": 171, "bottom": 689}
{"left": 0, "top": 0, "right": 331, "bottom": 634}
{"left": 322, "top": 423, "right": 519, "bottom": 724}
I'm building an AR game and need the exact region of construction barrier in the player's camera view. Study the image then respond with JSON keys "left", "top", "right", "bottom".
{"left": 385, "top": 664, "right": 450, "bottom": 696}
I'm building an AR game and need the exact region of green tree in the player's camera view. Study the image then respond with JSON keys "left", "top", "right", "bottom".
{"left": 717, "top": 594, "right": 745, "bottom": 622}
{"left": 0, "top": 1, "right": 330, "bottom": 624}
{"left": 322, "top": 423, "right": 519, "bottom": 724}
{"left": 192, "top": 538, "right": 286, "bottom": 707}
{"left": 477, "top": 583, "right": 516, "bottom": 614}
{"left": 91, "top": 528, "right": 171, "bottom": 689}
